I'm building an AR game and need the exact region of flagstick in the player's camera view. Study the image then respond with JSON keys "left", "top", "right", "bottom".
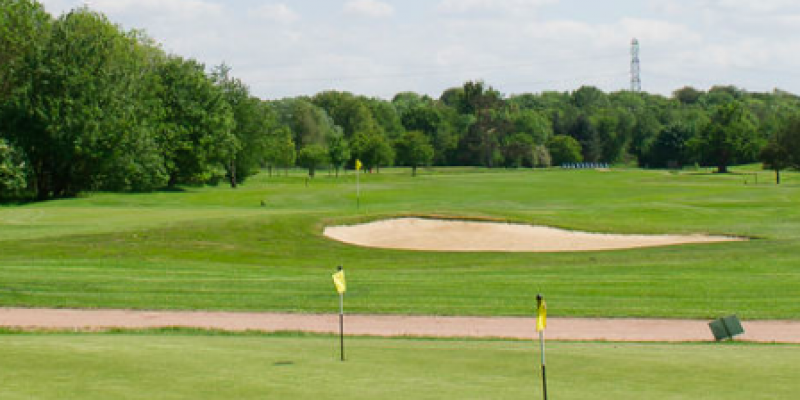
{"left": 356, "top": 168, "right": 360, "bottom": 210}
{"left": 539, "top": 330, "right": 547, "bottom": 400}
{"left": 339, "top": 292, "right": 345, "bottom": 361}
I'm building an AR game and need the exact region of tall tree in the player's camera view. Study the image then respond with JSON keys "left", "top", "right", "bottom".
{"left": 0, "top": 0, "right": 50, "bottom": 102}
{"left": 691, "top": 101, "right": 760, "bottom": 173}
{"left": 264, "top": 126, "right": 296, "bottom": 176}
{"left": 327, "top": 129, "right": 350, "bottom": 177}
{"left": 297, "top": 144, "right": 329, "bottom": 178}
{"left": 156, "top": 56, "right": 237, "bottom": 186}
{"left": 352, "top": 130, "right": 394, "bottom": 172}
{"left": 212, "top": 64, "right": 275, "bottom": 187}
{"left": 761, "top": 115, "right": 800, "bottom": 184}
{"left": 501, "top": 133, "right": 534, "bottom": 168}
{"left": 673, "top": 86, "right": 704, "bottom": 105}
{"left": 568, "top": 114, "right": 601, "bottom": 162}
{"left": 5, "top": 7, "right": 167, "bottom": 198}
{"left": 547, "top": 135, "right": 583, "bottom": 166}
{"left": 395, "top": 130, "right": 434, "bottom": 176}
{"left": 0, "top": 138, "right": 26, "bottom": 196}
{"left": 644, "top": 122, "right": 696, "bottom": 168}
{"left": 455, "top": 81, "right": 508, "bottom": 167}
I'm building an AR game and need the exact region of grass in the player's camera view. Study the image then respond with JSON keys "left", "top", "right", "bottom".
{"left": 0, "top": 332, "right": 797, "bottom": 400}
{"left": 1, "top": 167, "right": 799, "bottom": 318}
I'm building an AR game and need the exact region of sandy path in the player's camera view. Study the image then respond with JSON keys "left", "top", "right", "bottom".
{"left": 1, "top": 308, "right": 798, "bottom": 343}
{"left": 323, "top": 218, "right": 744, "bottom": 252}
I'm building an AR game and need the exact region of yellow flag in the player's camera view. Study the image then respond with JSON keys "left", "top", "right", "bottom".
{"left": 332, "top": 270, "right": 346, "bottom": 294}
{"left": 536, "top": 298, "right": 547, "bottom": 332}
{"left": 355, "top": 159, "right": 363, "bottom": 171}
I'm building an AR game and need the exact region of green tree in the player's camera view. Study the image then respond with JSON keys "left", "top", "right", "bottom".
{"left": 297, "top": 144, "right": 329, "bottom": 178}
{"left": 0, "top": 138, "right": 27, "bottom": 196}
{"left": 630, "top": 110, "right": 662, "bottom": 165}
{"left": 501, "top": 133, "right": 534, "bottom": 168}
{"left": 367, "top": 98, "right": 405, "bottom": 140}
{"left": 454, "top": 81, "right": 508, "bottom": 167}
{"left": 5, "top": 8, "right": 168, "bottom": 198}
{"left": 395, "top": 131, "right": 434, "bottom": 176}
{"left": 352, "top": 131, "right": 394, "bottom": 172}
{"left": 644, "top": 123, "right": 696, "bottom": 168}
{"left": 327, "top": 130, "right": 350, "bottom": 177}
{"left": 212, "top": 64, "right": 275, "bottom": 187}
{"left": 568, "top": 114, "right": 600, "bottom": 162}
{"left": 571, "top": 86, "right": 609, "bottom": 109}
{"left": 761, "top": 115, "right": 800, "bottom": 184}
{"left": 547, "top": 135, "right": 583, "bottom": 165}
{"left": 0, "top": 0, "right": 50, "bottom": 101}
{"left": 273, "top": 98, "right": 337, "bottom": 149}
{"left": 392, "top": 91, "right": 431, "bottom": 117}
{"left": 400, "top": 103, "right": 461, "bottom": 166}
{"left": 532, "top": 145, "right": 552, "bottom": 168}
{"left": 673, "top": 86, "right": 704, "bottom": 105}
{"left": 691, "top": 101, "right": 759, "bottom": 173}
{"left": 264, "top": 126, "right": 296, "bottom": 176}
{"left": 511, "top": 109, "right": 552, "bottom": 145}
{"left": 156, "top": 56, "right": 237, "bottom": 186}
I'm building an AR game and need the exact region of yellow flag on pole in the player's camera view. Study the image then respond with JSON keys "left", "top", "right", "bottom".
{"left": 355, "top": 159, "right": 363, "bottom": 171}
{"left": 332, "top": 269, "right": 346, "bottom": 294}
{"left": 536, "top": 297, "right": 547, "bottom": 332}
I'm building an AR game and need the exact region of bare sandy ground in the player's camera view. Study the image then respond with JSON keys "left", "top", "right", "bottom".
{"left": 323, "top": 218, "right": 744, "bottom": 252}
{"left": 1, "top": 308, "right": 797, "bottom": 343}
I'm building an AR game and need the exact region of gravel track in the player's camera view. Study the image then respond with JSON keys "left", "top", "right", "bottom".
{"left": 2, "top": 308, "right": 798, "bottom": 343}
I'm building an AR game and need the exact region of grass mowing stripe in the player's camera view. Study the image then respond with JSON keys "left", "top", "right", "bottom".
{"left": 0, "top": 334, "right": 797, "bottom": 400}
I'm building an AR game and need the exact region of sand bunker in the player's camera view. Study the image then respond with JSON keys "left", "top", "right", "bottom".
{"left": 323, "top": 218, "right": 744, "bottom": 252}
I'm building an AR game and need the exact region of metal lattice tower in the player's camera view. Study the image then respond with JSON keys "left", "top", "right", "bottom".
{"left": 631, "top": 38, "right": 641, "bottom": 92}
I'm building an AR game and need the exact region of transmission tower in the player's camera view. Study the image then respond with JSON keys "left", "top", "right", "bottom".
{"left": 631, "top": 38, "right": 641, "bottom": 92}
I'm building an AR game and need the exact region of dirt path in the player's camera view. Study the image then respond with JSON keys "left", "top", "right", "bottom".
{"left": 2, "top": 308, "right": 798, "bottom": 343}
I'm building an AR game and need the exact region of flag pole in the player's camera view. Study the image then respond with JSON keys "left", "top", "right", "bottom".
{"left": 333, "top": 265, "right": 346, "bottom": 362}
{"left": 356, "top": 167, "right": 360, "bottom": 210}
{"left": 339, "top": 289, "right": 345, "bottom": 361}
{"left": 536, "top": 293, "right": 548, "bottom": 400}
{"left": 539, "top": 329, "right": 547, "bottom": 400}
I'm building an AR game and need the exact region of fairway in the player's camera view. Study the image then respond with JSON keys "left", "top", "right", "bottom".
{"left": 0, "top": 332, "right": 797, "bottom": 400}
{"left": 1, "top": 168, "right": 799, "bottom": 319}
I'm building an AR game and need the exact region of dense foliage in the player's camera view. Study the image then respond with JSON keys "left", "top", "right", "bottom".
{"left": 3, "top": 0, "right": 800, "bottom": 199}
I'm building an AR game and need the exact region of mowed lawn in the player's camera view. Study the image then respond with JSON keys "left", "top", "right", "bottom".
{"left": 0, "top": 332, "right": 796, "bottom": 400}
{"left": 1, "top": 167, "right": 799, "bottom": 318}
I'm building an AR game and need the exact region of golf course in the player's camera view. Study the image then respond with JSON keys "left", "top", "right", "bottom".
{"left": 1, "top": 167, "right": 798, "bottom": 318}
{"left": 1, "top": 167, "right": 799, "bottom": 399}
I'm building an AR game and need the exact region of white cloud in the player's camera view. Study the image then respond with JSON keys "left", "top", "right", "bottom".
{"left": 344, "top": 0, "right": 395, "bottom": 18}
{"left": 438, "top": 0, "right": 558, "bottom": 14}
{"left": 86, "top": 0, "right": 223, "bottom": 20}
{"left": 33, "top": 0, "right": 800, "bottom": 98}
{"left": 251, "top": 3, "right": 299, "bottom": 24}
{"left": 618, "top": 18, "right": 700, "bottom": 44}
{"left": 711, "top": 0, "right": 800, "bottom": 13}
{"left": 651, "top": 0, "right": 800, "bottom": 16}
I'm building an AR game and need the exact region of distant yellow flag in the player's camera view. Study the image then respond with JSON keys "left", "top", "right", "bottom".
{"left": 355, "top": 159, "right": 363, "bottom": 171}
{"left": 332, "top": 270, "right": 346, "bottom": 294}
{"left": 536, "top": 298, "right": 547, "bottom": 332}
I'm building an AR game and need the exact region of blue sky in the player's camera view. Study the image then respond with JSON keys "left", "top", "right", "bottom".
{"left": 38, "top": 0, "right": 800, "bottom": 100}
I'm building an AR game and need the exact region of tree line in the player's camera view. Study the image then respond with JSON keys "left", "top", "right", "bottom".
{"left": 3, "top": 1, "right": 800, "bottom": 200}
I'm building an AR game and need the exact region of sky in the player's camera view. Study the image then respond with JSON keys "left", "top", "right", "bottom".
{"left": 37, "top": 0, "right": 800, "bottom": 100}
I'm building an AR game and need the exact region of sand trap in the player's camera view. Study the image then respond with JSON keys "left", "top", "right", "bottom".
{"left": 323, "top": 218, "right": 744, "bottom": 252}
